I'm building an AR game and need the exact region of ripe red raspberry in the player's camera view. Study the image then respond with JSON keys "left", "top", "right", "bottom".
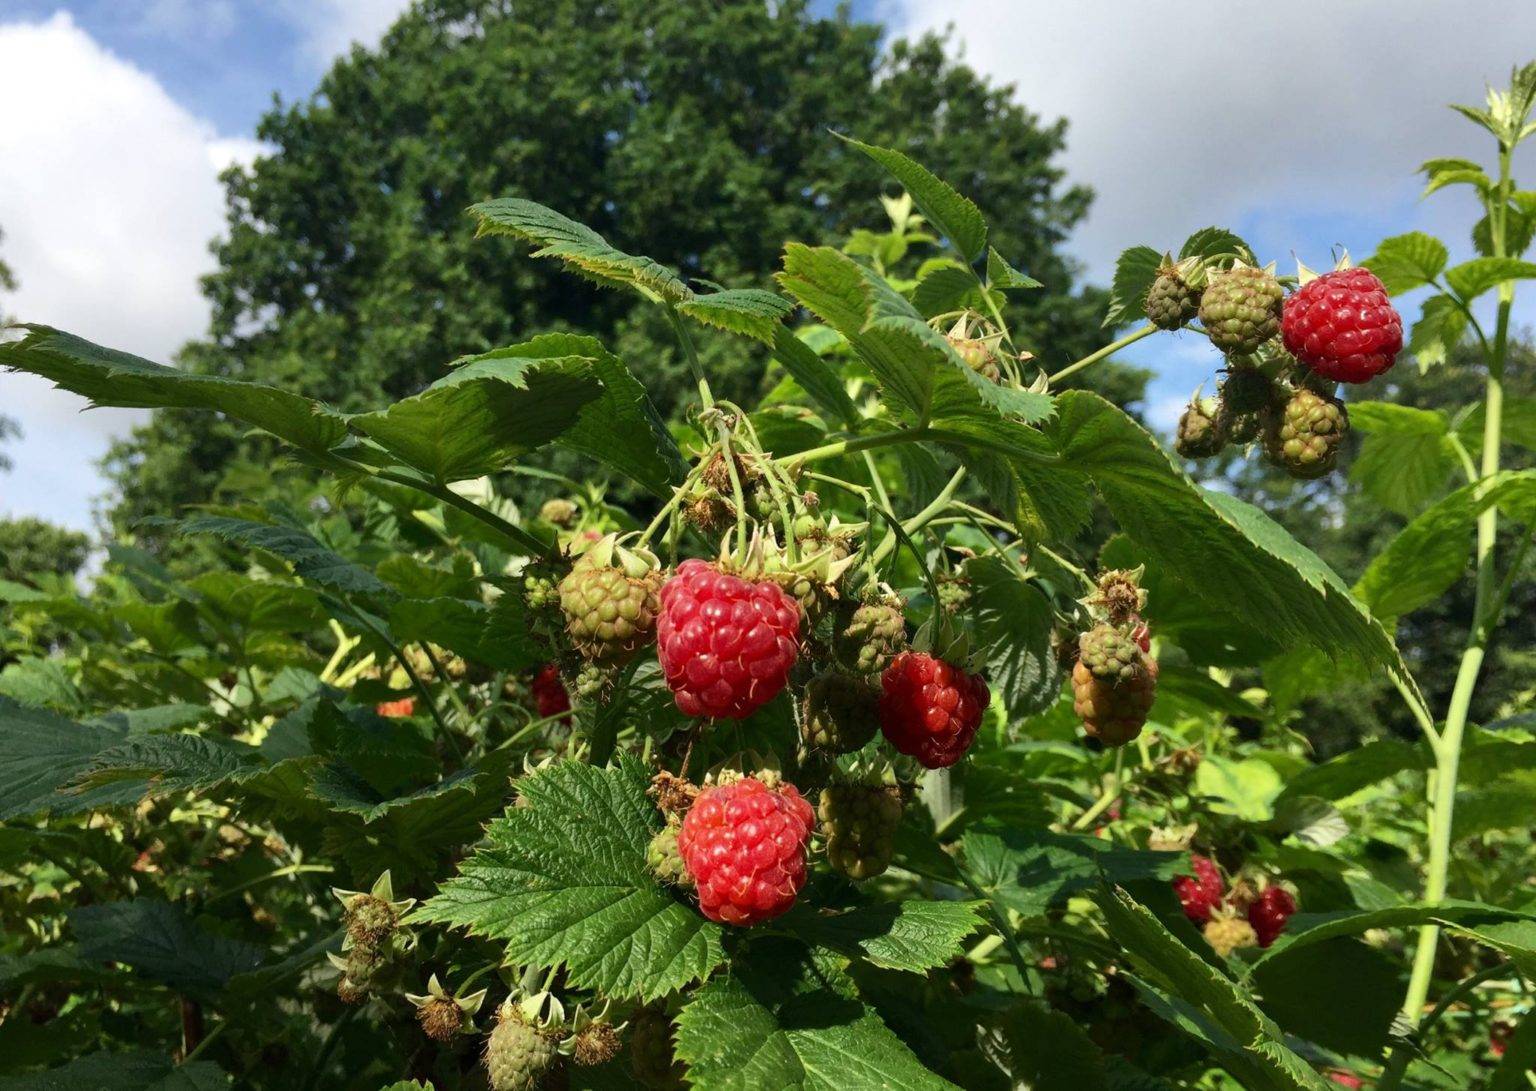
{"left": 656, "top": 559, "right": 800, "bottom": 720}
{"left": 677, "top": 775, "right": 815, "bottom": 926}
{"left": 1281, "top": 268, "right": 1402, "bottom": 383}
{"left": 531, "top": 664, "right": 571, "bottom": 721}
{"left": 1246, "top": 885, "right": 1297, "bottom": 948}
{"left": 1172, "top": 854, "right": 1225, "bottom": 925}
{"left": 878, "top": 652, "right": 990, "bottom": 768}
{"left": 375, "top": 697, "right": 416, "bottom": 718}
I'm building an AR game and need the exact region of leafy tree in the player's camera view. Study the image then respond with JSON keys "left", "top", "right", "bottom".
{"left": 102, "top": 0, "right": 1114, "bottom": 541}
{"left": 0, "top": 517, "right": 89, "bottom": 586}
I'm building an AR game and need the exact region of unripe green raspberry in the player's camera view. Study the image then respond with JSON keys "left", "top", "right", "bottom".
{"left": 1199, "top": 264, "right": 1282, "bottom": 355}
{"left": 833, "top": 598, "right": 907, "bottom": 676}
{"left": 485, "top": 1010, "right": 559, "bottom": 1091}
{"left": 1219, "top": 363, "right": 1277, "bottom": 416}
{"left": 1262, "top": 388, "right": 1348, "bottom": 479}
{"left": 647, "top": 819, "right": 691, "bottom": 888}
{"left": 1175, "top": 398, "right": 1225, "bottom": 459}
{"left": 1203, "top": 913, "right": 1259, "bottom": 957}
{"left": 948, "top": 335, "right": 1002, "bottom": 381}
{"left": 629, "top": 1007, "right": 686, "bottom": 1090}
{"left": 1144, "top": 266, "right": 1201, "bottom": 330}
{"left": 539, "top": 498, "right": 579, "bottom": 528}
{"left": 558, "top": 537, "right": 662, "bottom": 663}
{"left": 801, "top": 672, "right": 880, "bottom": 754}
{"left": 1078, "top": 624, "right": 1145, "bottom": 684}
{"left": 342, "top": 893, "right": 397, "bottom": 949}
{"left": 819, "top": 783, "right": 903, "bottom": 880}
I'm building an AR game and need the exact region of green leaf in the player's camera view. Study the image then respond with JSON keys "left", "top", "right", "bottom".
{"left": 1250, "top": 938, "right": 1403, "bottom": 1059}
{"left": 986, "top": 247, "right": 1042, "bottom": 290}
{"left": 0, "top": 1052, "right": 230, "bottom": 1091}
{"left": 1095, "top": 886, "right": 1332, "bottom": 1091}
{"left": 1251, "top": 900, "right": 1536, "bottom": 968}
{"left": 1406, "top": 295, "right": 1468, "bottom": 369}
{"left": 74, "top": 734, "right": 268, "bottom": 807}
{"left": 1445, "top": 256, "right": 1536, "bottom": 301}
{"left": 839, "top": 136, "right": 987, "bottom": 261}
{"left": 1488, "top": 1005, "right": 1536, "bottom": 1091}
{"left": 910, "top": 263, "right": 986, "bottom": 317}
{"left": 673, "top": 936, "right": 955, "bottom": 1090}
{"left": 0, "top": 698, "right": 123, "bottom": 820}
{"left": 469, "top": 197, "right": 691, "bottom": 302}
{"left": 0, "top": 326, "right": 347, "bottom": 454}
{"left": 1179, "top": 227, "right": 1253, "bottom": 262}
{"left": 1104, "top": 246, "right": 1161, "bottom": 328}
{"left": 389, "top": 597, "right": 527, "bottom": 670}
{"left": 0, "top": 658, "right": 82, "bottom": 713}
{"left": 1459, "top": 395, "right": 1536, "bottom": 456}
{"left": 984, "top": 1002, "right": 1114, "bottom": 1089}
{"left": 1420, "top": 157, "right": 1492, "bottom": 197}
{"left": 1363, "top": 233, "right": 1450, "bottom": 295}
{"left": 1276, "top": 740, "right": 1427, "bottom": 804}
{"left": 1353, "top": 472, "right": 1536, "bottom": 619}
{"left": 770, "top": 326, "right": 858, "bottom": 428}
{"left": 1194, "top": 755, "right": 1284, "bottom": 822}
{"left": 178, "top": 516, "right": 388, "bottom": 597}
{"left": 1052, "top": 391, "right": 1400, "bottom": 673}
{"left": 1347, "top": 402, "right": 1454, "bottom": 517}
{"left": 470, "top": 333, "right": 685, "bottom": 496}
{"left": 961, "top": 829, "right": 1180, "bottom": 918}
{"left": 963, "top": 555, "right": 1061, "bottom": 719}
{"left": 352, "top": 350, "right": 602, "bottom": 483}
{"left": 415, "top": 756, "right": 724, "bottom": 1000}
{"left": 69, "top": 899, "right": 268, "bottom": 1000}
{"left": 678, "top": 288, "right": 794, "bottom": 345}
{"left": 781, "top": 899, "right": 982, "bottom": 973}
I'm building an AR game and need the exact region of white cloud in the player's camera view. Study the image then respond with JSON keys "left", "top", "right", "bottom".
{"left": 884, "top": 0, "right": 1536, "bottom": 279}
{"left": 277, "top": 0, "right": 412, "bottom": 63}
{"left": 0, "top": 13, "right": 245, "bottom": 531}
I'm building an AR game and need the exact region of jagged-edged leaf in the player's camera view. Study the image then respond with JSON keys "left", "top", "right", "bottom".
{"left": 983, "top": 1003, "right": 1122, "bottom": 1090}
{"left": 1460, "top": 395, "right": 1536, "bottom": 455}
{"left": 73, "top": 735, "right": 267, "bottom": 808}
{"left": 770, "top": 326, "right": 858, "bottom": 428}
{"left": 179, "top": 516, "right": 388, "bottom": 597}
{"left": 911, "top": 263, "right": 986, "bottom": 317}
{"left": 1250, "top": 938, "right": 1403, "bottom": 1060}
{"left": 0, "top": 1051, "right": 230, "bottom": 1090}
{"left": 303, "top": 699, "right": 435, "bottom": 797}
{"left": 1104, "top": 246, "right": 1161, "bottom": 328}
{"left": 1095, "top": 887, "right": 1332, "bottom": 1091}
{"left": 1444, "top": 256, "right": 1536, "bottom": 301}
{"left": 465, "top": 333, "right": 685, "bottom": 495}
{"left": 69, "top": 899, "right": 268, "bottom": 1000}
{"left": 352, "top": 352, "right": 601, "bottom": 483}
{"left": 0, "top": 326, "right": 347, "bottom": 454}
{"left": 673, "top": 936, "right": 954, "bottom": 1090}
{"left": 1407, "top": 294, "right": 1468, "bottom": 369}
{"left": 963, "top": 555, "right": 1060, "bottom": 718}
{"left": 1180, "top": 227, "right": 1253, "bottom": 262}
{"left": 678, "top": 289, "right": 794, "bottom": 345}
{"left": 1354, "top": 471, "right": 1536, "bottom": 619}
{"left": 839, "top": 136, "right": 986, "bottom": 261}
{"left": 1195, "top": 756, "right": 1283, "bottom": 822}
{"left": 1363, "top": 233, "right": 1450, "bottom": 295}
{"left": 1053, "top": 391, "right": 1399, "bottom": 673}
{"left": 1251, "top": 900, "right": 1536, "bottom": 968}
{"left": 0, "top": 698, "right": 124, "bottom": 820}
{"left": 469, "top": 197, "right": 691, "bottom": 302}
{"left": 1154, "top": 665, "right": 1264, "bottom": 720}
{"left": 88, "top": 704, "right": 209, "bottom": 736}
{"left": 309, "top": 763, "right": 481, "bottom": 822}
{"left": 986, "top": 247, "right": 1042, "bottom": 290}
{"left": 961, "top": 829, "right": 1180, "bottom": 918}
{"left": 782, "top": 900, "right": 982, "bottom": 973}
{"left": 415, "top": 756, "right": 723, "bottom": 1000}
{"left": 480, "top": 592, "right": 549, "bottom": 676}
{"left": 1276, "top": 740, "right": 1427, "bottom": 804}
{"left": 1348, "top": 402, "right": 1455, "bottom": 517}
{"left": 0, "top": 658, "right": 82, "bottom": 712}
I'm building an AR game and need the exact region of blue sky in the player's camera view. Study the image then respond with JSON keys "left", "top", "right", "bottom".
{"left": 2, "top": 0, "right": 1535, "bottom": 534}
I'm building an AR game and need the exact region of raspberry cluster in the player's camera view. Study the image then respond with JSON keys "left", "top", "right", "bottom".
{"left": 1172, "top": 855, "right": 1297, "bottom": 952}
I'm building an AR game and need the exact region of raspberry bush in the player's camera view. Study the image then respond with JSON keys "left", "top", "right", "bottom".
{"left": 1, "top": 66, "right": 1535, "bottom": 1091}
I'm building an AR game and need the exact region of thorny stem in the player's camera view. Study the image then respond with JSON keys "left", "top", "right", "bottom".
{"left": 1047, "top": 323, "right": 1158, "bottom": 386}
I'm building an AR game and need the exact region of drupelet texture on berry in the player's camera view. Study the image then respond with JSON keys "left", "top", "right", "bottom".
{"left": 1199, "top": 264, "right": 1283, "bottom": 355}
{"left": 530, "top": 663, "right": 571, "bottom": 721}
{"left": 878, "top": 651, "right": 990, "bottom": 768}
{"left": 657, "top": 559, "right": 800, "bottom": 720}
{"left": 557, "top": 539, "right": 662, "bottom": 663}
{"left": 677, "top": 775, "right": 815, "bottom": 926}
{"left": 801, "top": 671, "right": 881, "bottom": 754}
{"left": 1172, "top": 854, "right": 1225, "bottom": 925}
{"left": 1175, "top": 398, "right": 1225, "bottom": 459}
{"left": 1263, "top": 387, "right": 1348, "bottom": 479}
{"left": 1282, "top": 267, "right": 1402, "bottom": 383}
{"left": 484, "top": 1010, "right": 558, "bottom": 1091}
{"left": 1247, "top": 885, "right": 1297, "bottom": 948}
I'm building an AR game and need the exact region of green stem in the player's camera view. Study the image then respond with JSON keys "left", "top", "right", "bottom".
{"left": 420, "top": 642, "right": 474, "bottom": 726}
{"left": 776, "top": 427, "right": 938, "bottom": 467}
{"left": 1048, "top": 323, "right": 1158, "bottom": 386}
{"left": 665, "top": 305, "right": 714, "bottom": 410}
{"left": 362, "top": 464, "right": 550, "bottom": 558}
{"left": 869, "top": 467, "right": 968, "bottom": 566}
{"left": 1071, "top": 749, "right": 1125, "bottom": 831}
{"left": 206, "top": 863, "right": 334, "bottom": 906}
{"left": 714, "top": 421, "right": 749, "bottom": 560}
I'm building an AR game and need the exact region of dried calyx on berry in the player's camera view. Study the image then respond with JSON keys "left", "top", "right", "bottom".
{"left": 557, "top": 534, "right": 663, "bottom": 664}
{"left": 405, "top": 973, "right": 489, "bottom": 1043}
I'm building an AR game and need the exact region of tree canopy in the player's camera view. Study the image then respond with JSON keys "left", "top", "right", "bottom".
{"left": 103, "top": 0, "right": 1111, "bottom": 539}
